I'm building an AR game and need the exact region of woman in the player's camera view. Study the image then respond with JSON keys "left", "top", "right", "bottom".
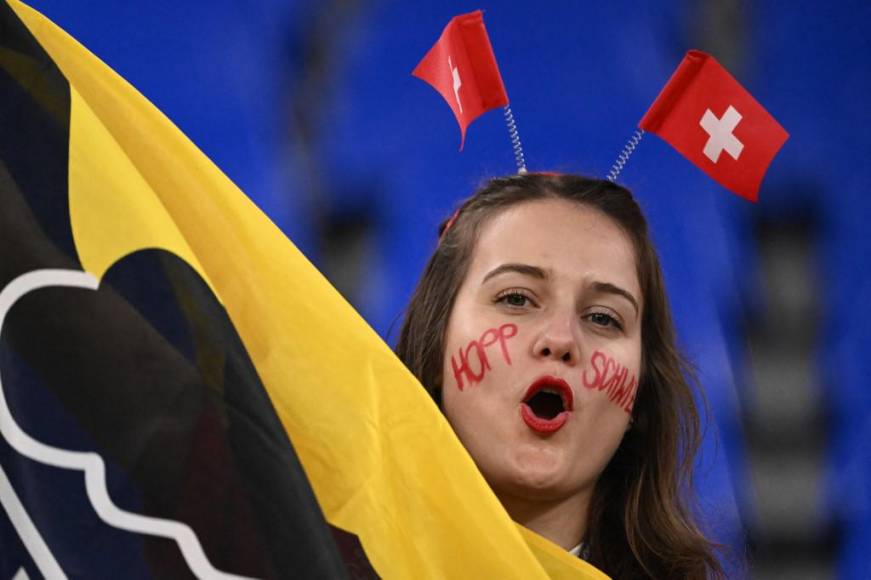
{"left": 396, "top": 173, "right": 724, "bottom": 578}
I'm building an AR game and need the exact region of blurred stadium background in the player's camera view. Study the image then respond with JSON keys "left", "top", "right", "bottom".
{"left": 25, "top": 1, "right": 871, "bottom": 577}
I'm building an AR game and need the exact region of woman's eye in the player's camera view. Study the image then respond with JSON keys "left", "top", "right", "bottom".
{"left": 496, "top": 291, "right": 532, "bottom": 308}
{"left": 589, "top": 312, "right": 622, "bottom": 330}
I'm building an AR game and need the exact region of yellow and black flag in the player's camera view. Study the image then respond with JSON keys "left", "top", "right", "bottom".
{"left": 0, "top": 1, "right": 607, "bottom": 578}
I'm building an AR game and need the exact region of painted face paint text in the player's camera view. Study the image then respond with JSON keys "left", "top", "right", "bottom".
{"left": 581, "top": 350, "right": 638, "bottom": 413}
{"left": 450, "top": 323, "right": 518, "bottom": 390}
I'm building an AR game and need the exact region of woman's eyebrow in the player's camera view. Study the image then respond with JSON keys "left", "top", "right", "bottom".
{"left": 592, "top": 281, "right": 639, "bottom": 318}
{"left": 481, "top": 263, "right": 547, "bottom": 284}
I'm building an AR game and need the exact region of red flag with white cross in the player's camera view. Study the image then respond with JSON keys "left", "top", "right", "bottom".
{"left": 639, "top": 50, "right": 789, "bottom": 202}
{"left": 413, "top": 10, "right": 509, "bottom": 150}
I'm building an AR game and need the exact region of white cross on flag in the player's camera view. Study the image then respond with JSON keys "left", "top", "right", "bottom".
{"left": 639, "top": 50, "right": 789, "bottom": 201}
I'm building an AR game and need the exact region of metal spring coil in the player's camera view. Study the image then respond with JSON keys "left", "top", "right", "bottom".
{"left": 606, "top": 129, "right": 645, "bottom": 182}
{"left": 503, "top": 105, "right": 527, "bottom": 174}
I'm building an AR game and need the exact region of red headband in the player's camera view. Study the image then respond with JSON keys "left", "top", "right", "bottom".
{"left": 439, "top": 208, "right": 461, "bottom": 243}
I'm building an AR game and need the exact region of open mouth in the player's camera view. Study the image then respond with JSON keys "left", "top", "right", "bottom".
{"left": 520, "top": 376, "right": 573, "bottom": 434}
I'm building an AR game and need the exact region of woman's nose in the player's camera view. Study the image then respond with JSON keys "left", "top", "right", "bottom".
{"left": 531, "top": 312, "right": 581, "bottom": 365}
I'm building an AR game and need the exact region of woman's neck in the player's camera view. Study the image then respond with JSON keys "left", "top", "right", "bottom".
{"left": 497, "top": 489, "right": 592, "bottom": 551}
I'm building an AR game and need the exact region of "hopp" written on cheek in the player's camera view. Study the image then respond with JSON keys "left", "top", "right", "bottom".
{"left": 450, "top": 323, "right": 518, "bottom": 390}
{"left": 581, "top": 350, "right": 638, "bottom": 414}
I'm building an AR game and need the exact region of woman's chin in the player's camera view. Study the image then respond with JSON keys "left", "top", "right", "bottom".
{"left": 488, "top": 449, "right": 585, "bottom": 501}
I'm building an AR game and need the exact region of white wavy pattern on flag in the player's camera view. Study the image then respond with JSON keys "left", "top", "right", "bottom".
{"left": 0, "top": 462, "right": 64, "bottom": 579}
{"left": 0, "top": 269, "right": 258, "bottom": 580}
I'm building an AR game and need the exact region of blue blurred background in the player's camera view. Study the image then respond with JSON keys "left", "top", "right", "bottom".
{"left": 27, "top": 1, "right": 871, "bottom": 577}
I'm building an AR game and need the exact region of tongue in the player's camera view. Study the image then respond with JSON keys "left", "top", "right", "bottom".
{"left": 527, "top": 391, "right": 564, "bottom": 420}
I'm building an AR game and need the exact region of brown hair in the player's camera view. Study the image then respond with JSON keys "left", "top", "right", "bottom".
{"left": 395, "top": 173, "right": 724, "bottom": 578}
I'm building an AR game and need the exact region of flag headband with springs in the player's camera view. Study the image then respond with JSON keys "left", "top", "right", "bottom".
{"left": 414, "top": 13, "right": 789, "bottom": 203}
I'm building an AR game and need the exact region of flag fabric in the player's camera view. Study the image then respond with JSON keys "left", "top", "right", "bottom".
{"left": 0, "top": 1, "right": 607, "bottom": 578}
{"left": 0, "top": 2, "right": 346, "bottom": 578}
{"left": 639, "top": 50, "right": 789, "bottom": 201}
{"left": 413, "top": 10, "right": 509, "bottom": 149}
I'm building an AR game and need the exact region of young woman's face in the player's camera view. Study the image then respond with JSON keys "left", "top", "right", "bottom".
{"left": 441, "top": 198, "right": 642, "bottom": 505}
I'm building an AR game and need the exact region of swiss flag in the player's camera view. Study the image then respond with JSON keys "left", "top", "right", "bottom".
{"left": 413, "top": 10, "right": 509, "bottom": 149}
{"left": 639, "top": 50, "right": 789, "bottom": 201}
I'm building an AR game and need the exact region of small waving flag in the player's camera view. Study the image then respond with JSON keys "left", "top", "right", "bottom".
{"left": 639, "top": 50, "right": 789, "bottom": 201}
{"left": 413, "top": 10, "right": 509, "bottom": 150}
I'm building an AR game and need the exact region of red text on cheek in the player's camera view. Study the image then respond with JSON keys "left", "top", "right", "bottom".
{"left": 450, "top": 323, "right": 518, "bottom": 391}
{"left": 581, "top": 350, "right": 638, "bottom": 413}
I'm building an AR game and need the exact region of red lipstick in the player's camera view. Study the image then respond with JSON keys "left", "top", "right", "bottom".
{"left": 520, "top": 376, "right": 574, "bottom": 434}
